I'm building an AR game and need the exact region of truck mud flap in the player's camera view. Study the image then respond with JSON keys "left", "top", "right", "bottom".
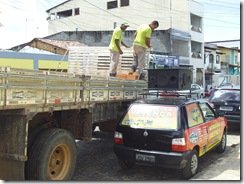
{"left": 0, "top": 158, "right": 25, "bottom": 180}
{"left": 0, "top": 109, "right": 28, "bottom": 180}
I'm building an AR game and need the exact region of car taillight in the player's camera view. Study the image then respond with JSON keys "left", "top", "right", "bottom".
{"left": 208, "top": 102, "right": 214, "bottom": 108}
{"left": 172, "top": 138, "right": 187, "bottom": 152}
{"left": 114, "top": 131, "right": 123, "bottom": 145}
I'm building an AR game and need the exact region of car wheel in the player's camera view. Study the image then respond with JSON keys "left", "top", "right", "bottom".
{"left": 182, "top": 149, "right": 199, "bottom": 179}
{"left": 118, "top": 159, "right": 135, "bottom": 169}
{"left": 216, "top": 130, "right": 227, "bottom": 153}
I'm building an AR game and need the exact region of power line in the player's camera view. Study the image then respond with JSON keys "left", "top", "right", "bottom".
{"left": 0, "top": 0, "right": 26, "bottom": 12}
{"left": 40, "top": 0, "right": 240, "bottom": 35}
{"left": 193, "top": 0, "right": 240, "bottom": 9}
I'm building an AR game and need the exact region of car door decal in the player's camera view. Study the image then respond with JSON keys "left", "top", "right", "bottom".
{"left": 189, "top": 132, "right": 199, "bottom": 144}
{"left": 207, "top": 120, "right": 222, "bottom": 149}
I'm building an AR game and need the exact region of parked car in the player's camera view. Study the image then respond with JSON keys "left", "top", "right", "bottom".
{"left": 218, "top": 82, "right": 234, "bottom": 88}
{"left": 190, "top": 84, "right": 205, "bottom": 98}
{"left": 208, "top": 85, "right": 240, "bottom": 128}
{"left": 178, "top": 84, "right": 205, "bottom": 99}
{"left": 114, "top": 95, "right": 227, "bottom": 179}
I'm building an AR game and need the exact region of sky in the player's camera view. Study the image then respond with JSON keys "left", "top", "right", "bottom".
{"left": 0, "top": 0, "right": 241, "bottom": 49}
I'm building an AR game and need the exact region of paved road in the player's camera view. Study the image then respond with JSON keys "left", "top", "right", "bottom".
{"left": 72, "top": 128, "right": 240, "bottom": 181}
{"left": 192, "top": 130, "right": 240, "bottom": 180}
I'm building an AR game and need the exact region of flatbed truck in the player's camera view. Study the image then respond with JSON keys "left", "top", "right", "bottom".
{"left": 0, "top": 67, "right": 146, "bottom": 180}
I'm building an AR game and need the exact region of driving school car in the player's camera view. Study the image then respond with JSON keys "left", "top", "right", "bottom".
{"left": 113, "top": 97, "right": 227, "bottom": 179}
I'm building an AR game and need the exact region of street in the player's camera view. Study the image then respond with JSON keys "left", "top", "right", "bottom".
{"left": 72, "top": 128, "right": 240, "bottom": 181}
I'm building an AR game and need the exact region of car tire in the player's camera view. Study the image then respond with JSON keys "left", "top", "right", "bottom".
{"left": 26, "top": 128, "right": 77, "bottom": 180}
{"left": 118, "top": 159, "right": 135, "bottom": 169}
{"left": 182, "top": 149, "right": 199, "bottom": 179}
{"left": 216, "top": 130, "right": 227, "bottom": 153}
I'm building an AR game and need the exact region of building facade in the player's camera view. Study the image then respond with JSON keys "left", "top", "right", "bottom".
{"left": 47, "top": 0, "right": 191, "bottom": 33}
{"left": 204, "top": 42, "right": 240, "bottom": 90}
{"left": 46, "top": 0, "right": 204, "bottom": 85}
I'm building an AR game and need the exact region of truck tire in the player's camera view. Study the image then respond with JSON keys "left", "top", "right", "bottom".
{"left": 26, "top": 128, "right": 77, "bottom": 180}
{"left": 182, "top": 149, "right": 199, "bottom": 179}
{"left": 216, "top": 130, "right": 227, "bottom": 153}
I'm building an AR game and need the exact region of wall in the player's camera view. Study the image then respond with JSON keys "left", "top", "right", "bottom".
{"left": 46, "top": 30, "right": 192, "bottom": 65}
{"left": 0, "top": 51, "right": 68, "bottom": 70}
{"left": 47, "top": 0, "right": 190, "bottom": 34}
{"left": 46, "top": 30, "right": 172, "bottom": 53}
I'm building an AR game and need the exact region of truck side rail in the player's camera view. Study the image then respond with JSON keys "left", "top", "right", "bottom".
{"left": 0, "top": 67, "right": 147, "bottom": 110}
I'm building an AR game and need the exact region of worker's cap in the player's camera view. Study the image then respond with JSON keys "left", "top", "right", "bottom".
{"left": 121, "top": 22, "right": 130, "bottom": 27}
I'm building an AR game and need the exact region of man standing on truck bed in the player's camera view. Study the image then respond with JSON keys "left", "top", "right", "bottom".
{"left": 130, "top": 20, "right": 159, "bottom": 80}
{"left": 109, "top": 22, "right": 130, "bottom": 77}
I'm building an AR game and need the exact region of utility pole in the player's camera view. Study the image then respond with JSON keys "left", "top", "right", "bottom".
{"left": 0, "top": 11, "right": 3, "bottom": 27}
{"left": 25, "top": 18, "right": 28, "bottom": 42}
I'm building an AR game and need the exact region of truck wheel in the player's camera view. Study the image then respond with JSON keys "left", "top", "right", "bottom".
{"left": 216, "top": 130, "right": 227, "bottom": 153}
{"left": 182, "top": 149, "right": 199, "bottom": 179}
{"left": 118, "top": 159, "right": 134, "bottom": 169}
{"left": 26, "top": 128, "right": 77, "bottom": 180}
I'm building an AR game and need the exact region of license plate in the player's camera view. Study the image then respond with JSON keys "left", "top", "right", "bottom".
{"left": 220, "top": 106, "right": 233, "bottom": 111}
{"left": 136, "top": 153, "right": 155, "bottom": 163}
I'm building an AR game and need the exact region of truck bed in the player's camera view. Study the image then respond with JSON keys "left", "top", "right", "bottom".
{"left": 0, "top": 67, "right": 147, "bottom": 111}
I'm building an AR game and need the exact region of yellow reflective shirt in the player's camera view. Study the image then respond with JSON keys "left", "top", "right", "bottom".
{"left": 109, "top": 27, "right": 122, "bottom": 52}
{"left": 133, "top": 24, "right": 152, "bottom": 48}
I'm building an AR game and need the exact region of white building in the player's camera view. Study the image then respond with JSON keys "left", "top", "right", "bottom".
{"left": 46, "top": 0, "right": 204, "bottom": 85}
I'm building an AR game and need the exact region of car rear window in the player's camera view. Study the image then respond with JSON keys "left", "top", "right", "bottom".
{"left": 209, "top": 89, "right": 240, "bottom": 102}
{"left": 121, "top": 104, "right": 178, "bottom": 130}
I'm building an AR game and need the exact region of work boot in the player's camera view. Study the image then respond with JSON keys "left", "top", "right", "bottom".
{"left": 109, "top": 72, "right": 116, "bottom": 77}
{"left": 139, "top": 73, "right": 146, "bottom": 80}
{"left": 129, "top": 66, "right": 136, "bottom": 74}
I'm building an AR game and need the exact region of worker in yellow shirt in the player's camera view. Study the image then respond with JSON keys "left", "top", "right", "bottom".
{"left": 109, "top": 23, "right": 130, "bottom": 77}
{"left": 131, "top": 20, "right": 159, "bottom": 79}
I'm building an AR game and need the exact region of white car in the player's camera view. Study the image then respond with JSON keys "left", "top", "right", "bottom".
{"left": 178, "top": 84, "right": 205, "bottom": 99}
{"left": 147, "top": 84, "right": 205, "bottom": 99}
{"left": 190, "top": 84, "right": 205, "bottom": 98}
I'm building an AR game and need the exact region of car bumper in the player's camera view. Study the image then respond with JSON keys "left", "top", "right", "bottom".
{"left": 114, "top": 145, "right": 192, "bottom": 169}
{"left": 224, "top": 114, "right": 240, "bottom": 124}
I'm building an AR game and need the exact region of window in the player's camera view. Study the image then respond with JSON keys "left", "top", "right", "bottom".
{"left": 190, "top": 13, "right": 202, "bottom": 33}
{"left": 186, "top": 103, "right": 204, "bottom": 127}
{"left": 209, "top": 89, "right": 240, "bottom": 103}
{"left": 209, "top": 54, "right": 214, "bottom": 63}
{"left": 107, "top": 1, "right": 118, "bottom": 9}
{"left": 216, "top": 55, "right": 220, "bottom": 64}
{"left": 121, "top": 104, "right": 179, "bottom": 130}
{"left": 121, "top": 0, "right": 129, "bottom": 7}
{"left": 191, "top": 41, "right": 202, "bottom": 58}
{"left": 191, "top": 84, "right": 200, "bottom": 90}
{"left": 235, "top": 56, "right": 238, "bottom": 63}
{"left": 47, "top": 13, "right": 56, "bottom": 20}
{"left": 57, "top": 9, "right": 72, "bottom": 19}
{"left": 199, "top": 103, "right": 215, "bottom": 121}
{"left": 74, "top": 8, "right": 80, "bottom": 15}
